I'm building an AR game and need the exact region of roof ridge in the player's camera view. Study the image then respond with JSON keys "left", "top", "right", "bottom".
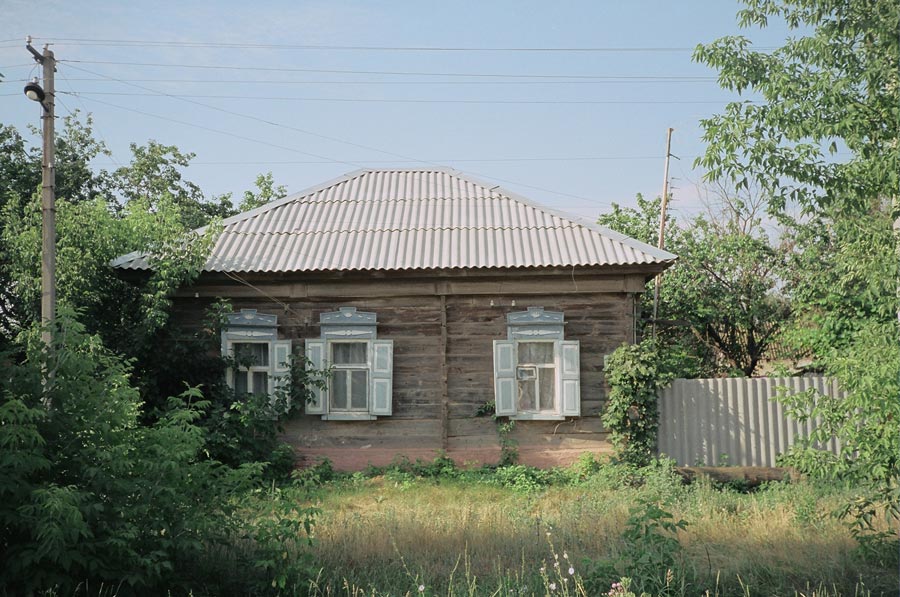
{"left": 225, "top": 223, "right": 584, "bottom": 235}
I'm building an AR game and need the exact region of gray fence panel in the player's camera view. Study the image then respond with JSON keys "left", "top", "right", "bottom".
{"left": 657, "top": 376, "right": 843, "bottom": 467}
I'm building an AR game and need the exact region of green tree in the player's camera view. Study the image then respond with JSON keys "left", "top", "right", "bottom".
{"left": 695, "top": 0, "right": 899, "bottom": 537}
{"left": 0, "top": 313, "right": 261, "bottom": 592}
{"left": 110, "top": 140, "right": 236, "bottom": 229}
{"left": 0, "top": 114, "right": 114, "bottom": 346}
{"left": 2, "top": 190, "right": 216, "bottom": 355}
{"left": 240, "top": 171, "right": 287, "bottom": 212}
{"left": 599, "top": 193, "right": 788, "bottom": 377}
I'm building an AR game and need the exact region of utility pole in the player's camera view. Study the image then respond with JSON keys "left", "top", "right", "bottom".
{"left": 652, "top": 127, "right": 674, "bottom": 340}
{"left": 25, "top": 38, "right": 56, "bottom": 349}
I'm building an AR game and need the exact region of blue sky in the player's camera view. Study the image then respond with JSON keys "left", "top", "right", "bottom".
{"left": 0, "top": 1, "right": 793, "bottom": 223}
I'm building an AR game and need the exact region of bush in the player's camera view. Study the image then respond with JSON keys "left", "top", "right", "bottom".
{"left": 601, "top": 341, "right": 674, "bottom": 467}
{"left": 0, "top": 314, "right": 265, "bottom": 593}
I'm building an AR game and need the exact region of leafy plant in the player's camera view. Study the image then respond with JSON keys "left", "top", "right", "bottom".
{"left": 602, "top": 341, "right": 673, "bottom": 467}
{"left": 242, "top": 487, "right": 320, "bottom": 593}
{"left": 0, "top": 312, "right": 262, "bottom": 593}
{"left": 496, "top": 418, "right": 519, "bottom": 466}
{"left": 581, "top": 498, "right": 690, "bottom": 596}
{"left": 494, "top": 464, "right": 553, "bottom": 493}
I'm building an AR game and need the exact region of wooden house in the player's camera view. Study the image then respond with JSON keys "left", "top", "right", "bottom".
{"left": 113, "top": 168, "right": 676, "bottom": 469}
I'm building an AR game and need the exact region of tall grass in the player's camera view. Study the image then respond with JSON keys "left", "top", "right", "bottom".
{"left": 273, "top": 458, "right": 897, "bottom": 597}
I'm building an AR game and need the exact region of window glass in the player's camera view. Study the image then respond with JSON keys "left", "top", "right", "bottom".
{"left": 350, "top": 370, "right": 368, "bottom": 409}
{"left": 234, "top": 342, "right": 269, "bottom": 367}
{"left": 332, "top": 342, "right": 367, "bottom": 365}
{"left": 332, "top": 371, "right": 349, "bottom": 410}
{"left": 518, "top": 342, "right": 554, "bottom": 365}
{"left": 252, "top": 371, "right": 269, "bottom": 394}
{"left": 518, "top": 374, "right": 537, "bottom": 411}
{"left": 538, "top": 368, "right": 556, "bottom": 410}
{"left": 234, "top": 370, "right": 248, "bottom": 394}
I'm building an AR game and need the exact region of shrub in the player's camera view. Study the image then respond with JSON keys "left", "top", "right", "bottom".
{"left": 601, "top": 341, "right": 673, "bottom": 467}
{"left": 0, "top": 314, "right": 262, "bottom": 593}
{"left": 582, "top": 497, "right": 691, "bottom": 596}
{"left": 494, "top": 464, "right": 553, "bottom": 493}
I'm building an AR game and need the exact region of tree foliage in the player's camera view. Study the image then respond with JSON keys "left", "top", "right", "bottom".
{"left": 694, "top": 0, "right": 899, "bottom": 213}
{"left": 695, "top": 0, "right": 899, "bottom": 534}
{"left": 240, "top": 171, "right": 288, "bottom": 212}
{"left": 601, "top": 340, "right": 673, "bottom": 467}
{"left": 0, "top": 110, "right": 317, "bottom": 590}
{"left": 0, "top": 313, "right": 262, "bottom": 592}
{"left": 599, "top": 193, "right": 789, "bottom": 377}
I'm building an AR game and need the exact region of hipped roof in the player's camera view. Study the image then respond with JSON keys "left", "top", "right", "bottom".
{"left": 112, "top": 168, "right": 676, "bottom": 273}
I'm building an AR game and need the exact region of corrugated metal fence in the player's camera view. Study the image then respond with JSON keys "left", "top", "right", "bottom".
{"left": 657, "top": 376, "right": 844, "bottom": 467}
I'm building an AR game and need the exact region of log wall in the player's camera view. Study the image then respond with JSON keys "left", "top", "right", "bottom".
{"left": 173, "top": 268, "right": 646, "bottom": 470}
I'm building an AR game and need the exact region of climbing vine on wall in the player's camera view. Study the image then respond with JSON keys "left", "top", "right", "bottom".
{"left": 601, "top": 341, "right": 673, "bottom": 467}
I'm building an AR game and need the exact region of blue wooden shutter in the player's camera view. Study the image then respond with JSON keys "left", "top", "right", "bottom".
{"left": 272, "top": 340, "right": 292, "bottom": 397}
{"left": 370, "top": 340, "right": 393, "bottom": 416}
{"left": 305, "top": 339, "right": 327, "bottom": 415}
{"left": 559, "top": 340, "right": 581, "bottom": 417}
{"left": 493, "top": 340, "right": 516, "bottom": 416}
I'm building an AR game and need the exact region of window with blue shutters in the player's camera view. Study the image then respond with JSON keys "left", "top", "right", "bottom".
{"left": 306, "top": 307, "right": 393, "bottom": 420}
{"left": 493, "top": 307, "right": 581, "bottom": 420}
{"left": 222, "top": 310, "right": 292, "bottom": 401}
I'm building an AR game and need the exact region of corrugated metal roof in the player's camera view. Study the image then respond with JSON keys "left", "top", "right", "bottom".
{"left": 111, "top": 168, "right": 676, "bottom": 273}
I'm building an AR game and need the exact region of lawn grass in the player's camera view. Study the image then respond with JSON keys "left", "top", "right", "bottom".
{"left": 264, "top": 458, "right": 897, "bottom": 597}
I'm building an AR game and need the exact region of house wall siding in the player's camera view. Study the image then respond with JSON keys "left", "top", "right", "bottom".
{"left": 172, "top": 269, "right": 641, "bottom": 470}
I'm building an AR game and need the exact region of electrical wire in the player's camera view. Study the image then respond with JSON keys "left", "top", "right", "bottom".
{"left": 62, "top": 63, "right": 447, "bottom": 168}
{"left": 61, "top": 91, "right": 734, "bottom": 105}
{"left": 62, "top": 59, "right": 716, "bottom": 81}
{"left": 56, "top": 67, "right": 124, "bottom": 168}
{"left": 28, "top": 37, "right": 745, "bottom": 52}
{"left": 61, "top": 64, "right": 618, "bottom": 208}
{"left": 40, "top": 77, "right": 724, "bottom": 86}
{"left": 70, "top": 93, "right": 371, "bottom": 170}
{"left": 163, "top": 156, "right": 695, "bottom": 165}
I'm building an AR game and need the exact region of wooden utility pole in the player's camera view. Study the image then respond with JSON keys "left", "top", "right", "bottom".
{"left": 652, "top": 127, "right": 674, "bottom": 340}
{"left": 26, "top": 39, "right": 56, "bottom": 348}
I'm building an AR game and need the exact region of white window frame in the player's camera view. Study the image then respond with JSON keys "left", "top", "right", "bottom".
{"left": 328, "top": 339, "right": 370, "bottom": 413}
{"left": 222, "top": 309, "right": 291, "bottom": 400}
{"left": 494, "top": 307, "right": 580, "bottom": 421}
{"left": 305, "top": 307, "right": 393, "bottom": 421}
{"left": 515, "top": 340, "right": 558, "bottom": 415}
{"left": 228, "top": 340, "right": 272, "bottom": 396}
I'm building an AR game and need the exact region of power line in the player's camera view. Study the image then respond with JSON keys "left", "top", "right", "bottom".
{"left": 161, "top": 156, "right": 698, "bottom": 165}
{"left": 63, "top": 62, "right": 445, "bottom": 166}
{"left": 57, "top": 66, "right": 629, "bottom": 209}
{"left": 90, "top": 156, "right": 699, "bottom": 169}
{"left": 60, "top": 91, "right": 736, "bottom": 105}
{"left": 56, "top": 67, "right": 124, "bottom": 168}
{"left": 19, "top": 76, "right": 724, "bottom": 86}
{"left": 30, "top": 37, "right": 739, "bottom": 52}
{"left": 70, "top": 92, "right": 613, "bottom": 208}
{"left": 62, "top": 59, "right": 716, "bottom": 80}
{"left": 60, "top": 63, "right": 621, "bottom": 208}
{"left": 71, "top": 93, "right": 371, "bottom": 170}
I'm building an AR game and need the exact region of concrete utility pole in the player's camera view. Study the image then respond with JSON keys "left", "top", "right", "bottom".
{"left": 652, "top": 127, "right": 674, "bottom": 340}
{"left": 25, "top": 38, "right": 56, "bottom": 349}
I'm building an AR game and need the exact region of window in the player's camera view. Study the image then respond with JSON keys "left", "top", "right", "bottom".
{"left": 330, "top": 341, "right": 369, "bottom": 411}
{"left": 232, "top": 342, "right": 270, "bottom": 395}
{"left": 222, "top": 310, "right": 291, "bottom": 397}
{"left": 493, "top": 307, "right": 580, "bottom": 420}
{"left": 305, "top": 307, "right": 393, "bottom": 420}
